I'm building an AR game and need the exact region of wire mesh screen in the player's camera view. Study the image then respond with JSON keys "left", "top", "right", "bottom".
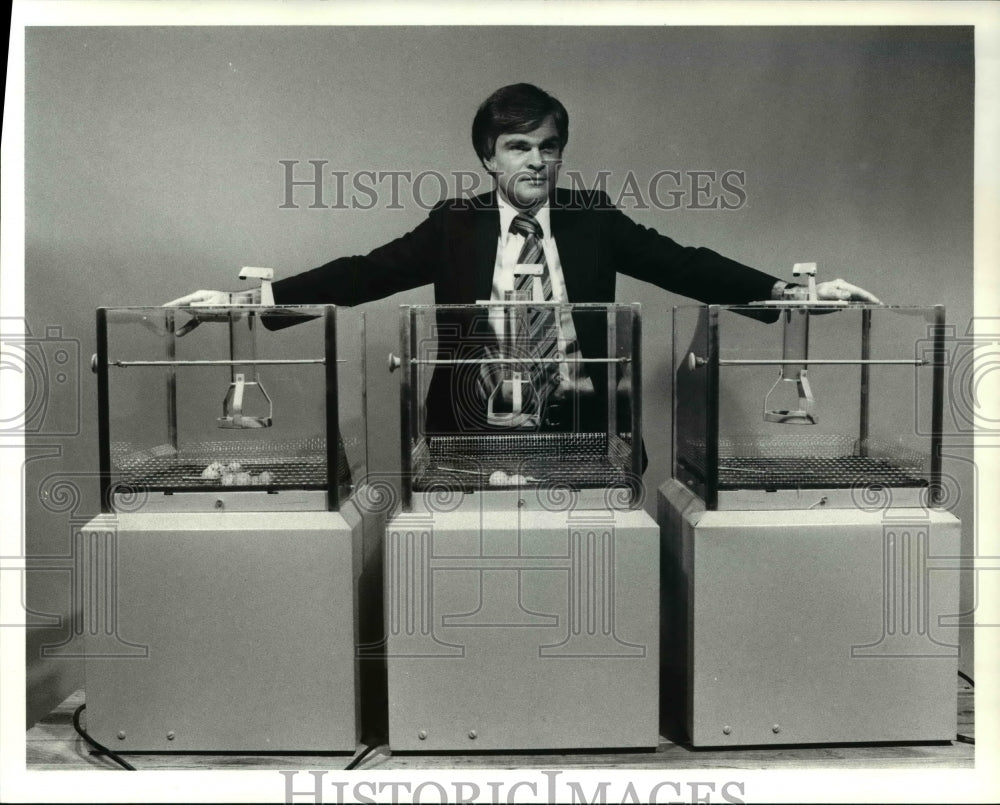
{"left": 412, "top": 432, "right": 633, "bottom": 490}
{"left": 678, "top": 434, "right": 928, "bottom": 490}
{"left": 111, "top": 436, "right": 350, "bottom": 492}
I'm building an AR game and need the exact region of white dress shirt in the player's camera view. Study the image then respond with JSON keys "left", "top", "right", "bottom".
{"left": 491, "top": 200, "right": 568, "bottom": 303}
{"left": 488, "top": 199, "right": 588, "bottom": 398}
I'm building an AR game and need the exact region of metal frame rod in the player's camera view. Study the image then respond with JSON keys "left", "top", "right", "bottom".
{"left": 324, "top": 308, "right": 339, "bottom": 512}
{"left": 606, "top": 309, "right": 617, "bottom": 453}
{"left": 164, "top": 308, "right": 179, "bottom": 452}
{"left": 359, "top": 310, "right": 370, "bottom": 484}
{"left": 110, "top": 358, "right": 328, "bottom": 366}
{"left": 716, "top": 358, "right": 925, "bottom": 366}
{"left": 705, "top": 306, "right": 720, "bottom": 511}
{"left": 400, "top": 308, "right": 415, "bottom": 512}
{"left": 670, "top": 306, "right": 679, "bottom": 483}
{"left": 859, "top": 308, "right": 872, "bottom": 456}
{"left": 630, "top": 305, "right": 642, "bottom": 490}
{"left": 405, "top": 357, "right": 631, "bottom": 366}
{"left": 930, "top": 306, "right": 946, "bottom": 505}
{"left": 96, "top": 308, "right": 112, "bottom": 513}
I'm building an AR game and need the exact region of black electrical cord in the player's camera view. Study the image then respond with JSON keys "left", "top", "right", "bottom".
{"left": 72, "top": 704, "right": 136, "bottom": 770}
{"left": 73, "top": 701, "right": 383, "bottom": 770}
{"left": 344, "top": 740, "right": 381, "bottom": 770}
{"left": 955, "top": 669, "right": 976, "bottom": 744}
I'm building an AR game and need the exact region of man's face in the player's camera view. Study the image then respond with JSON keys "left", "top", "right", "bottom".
{"left": 484, "top": 115, "right": 562, "bottom": 210}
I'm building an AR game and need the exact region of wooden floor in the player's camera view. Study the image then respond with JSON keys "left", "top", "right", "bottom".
{"left": 27, "top": 681, "right": 974, "bottom": 771}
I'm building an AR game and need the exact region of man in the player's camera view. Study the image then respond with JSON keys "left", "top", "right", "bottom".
{"left": 168, "top": 83, "right": 879, "bottom": 433}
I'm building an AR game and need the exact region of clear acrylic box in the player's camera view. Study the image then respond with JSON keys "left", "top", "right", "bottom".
{"left": 671, "top": 304, "right": 944, "bottom": 509}
{"left": 395, "top": 303, "right": 643, "bottom": 509}
{"left": 95, "top": 304, "right": 366, "bottom": 511}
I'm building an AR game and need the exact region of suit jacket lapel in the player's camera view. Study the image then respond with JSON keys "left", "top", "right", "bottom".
{"left": 472, "top": 196, "right": 500, "bottom": 302}
{"left": 550, "top": 189, "right": 598, "bottom": 303}
{"left": 445, "top": 191, "right": 499, "bottom": 304}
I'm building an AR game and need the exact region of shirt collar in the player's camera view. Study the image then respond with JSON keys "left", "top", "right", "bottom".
{"left": 498, "top": 197, "right": 551, "bottom": 241}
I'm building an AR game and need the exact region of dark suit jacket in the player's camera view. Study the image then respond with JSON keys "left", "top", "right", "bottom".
{"left": 272, "top": 188, "right": 779, "bottom": 433}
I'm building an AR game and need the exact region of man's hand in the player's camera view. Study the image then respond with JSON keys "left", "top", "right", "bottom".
{"left": 161, "top": 289, "right": 263, "bottom": 335}
{"left": 163, "top": 289, "right": 262, "bottom": 307}
{"left": 814, "top": 279, "right": 882, "bottom": 305}
{"left": 162, "top": 290, "right": 231, "bottom": 307}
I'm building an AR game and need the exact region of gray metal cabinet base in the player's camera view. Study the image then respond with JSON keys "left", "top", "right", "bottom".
{"left": 80, "top": 506, "right": 365, "bottom": 752}
{"left": 659, "top": 480, "right": 961, "bottom": 748}
{"left": 384, "top": 507, "right": 659, "bottom": 751}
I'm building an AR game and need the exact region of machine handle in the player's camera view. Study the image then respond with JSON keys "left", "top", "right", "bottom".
{"left": 792, "top": 261, "right": 818, "bottom": 301}
{"left": 239, "top": 266, "right": 275, "bottom": 307}
{"left": 388, "top": 353, "right": 402, "bottom": 373}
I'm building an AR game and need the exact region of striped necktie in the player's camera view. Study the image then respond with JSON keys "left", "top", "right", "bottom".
{"left": 508, "top": 212, "right": 560, "bottom": 419}
{"left": 510, "top": 212, "right": 552, "bottom": 300}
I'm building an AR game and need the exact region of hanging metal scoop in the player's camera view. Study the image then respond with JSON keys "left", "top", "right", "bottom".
{"left": 219, "top": 370, "right": 273, "bottom": 428}
{"left": 762, "top": 262, "right": 825, "bottom": 425}
{"left": 218, "top": 267, "right": 274, "bottom": 429}
{"left": 763, "top": 304, "right": 817, "bottom": 424}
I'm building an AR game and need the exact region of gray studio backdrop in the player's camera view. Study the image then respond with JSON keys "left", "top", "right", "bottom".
{"left": 23, "top": 26, "right": 974, "bottom": 727}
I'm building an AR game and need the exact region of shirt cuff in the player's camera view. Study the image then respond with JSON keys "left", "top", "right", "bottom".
{"left": 228, "top": 288, "right": 262, "bottom": 305}
{"left": 771, "top": 280, "right": 805, "bottom": 301}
